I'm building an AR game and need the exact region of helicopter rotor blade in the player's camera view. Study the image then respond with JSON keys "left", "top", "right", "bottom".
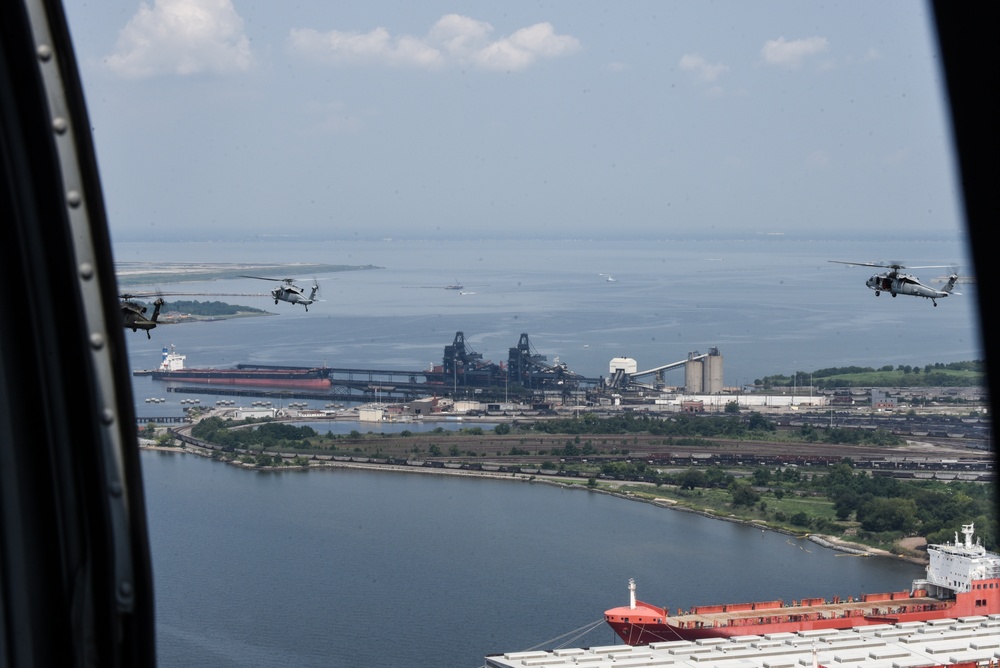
{"left": 828, "top": 260, "right": 887, "bottom": 269}
{"left": 829, "top": 260, "right": 949, "bottom": 271}
{"left": 120, "top": 291, "right": 263, "bottom": 299}
{"left": 239, "top": 274, "right": 286, "bottom": 282}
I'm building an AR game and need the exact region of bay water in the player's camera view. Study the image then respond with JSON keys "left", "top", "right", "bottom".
{"left": 143, "top": 451, "right": 924, "bottom": 668}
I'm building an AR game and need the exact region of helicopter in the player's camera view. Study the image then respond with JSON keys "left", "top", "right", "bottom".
{"left": 241, "top": 275, "right": 320, "bottom": 310}
{"left": 119, "top": 289, "right": 261, "bottom": 337}
{"left": 829, "top": 261, "right": 960, "bottom": 306}
{"left": 120, "top": 294, "right": 165, "bottom": 338}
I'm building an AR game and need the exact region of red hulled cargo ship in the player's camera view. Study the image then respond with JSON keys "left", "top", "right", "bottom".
{"left": 148, "top": 346, "right": 331, "bottom": 389}
{"left": 605, "top": 523, "right": 1000, "bottom": 645}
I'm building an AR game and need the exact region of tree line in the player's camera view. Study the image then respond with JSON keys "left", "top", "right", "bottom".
{"left": 755, "top": 360, "right": 984, "bottom": 388}
{"left": 137, "top": 299, "right": 268, "bottom": 315}
{"left": 656, "top": 458, "right": 996, "bottom": 550}
{"left": 526, "top": 411, "right": 902, "bottom": 446}
{"left": 191, "top": 417, "right": 317, "bottom": 450}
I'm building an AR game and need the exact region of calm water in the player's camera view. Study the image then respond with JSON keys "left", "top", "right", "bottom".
{"left": 125, "top": 237, "right": 975, "bottom": 666}
{"left": 142, "top": 451, "right": 924, "bottom": 668}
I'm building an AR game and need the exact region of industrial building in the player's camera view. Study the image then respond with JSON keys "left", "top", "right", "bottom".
{"left": 608, "top": 348, "right": 725, "bottom": 395}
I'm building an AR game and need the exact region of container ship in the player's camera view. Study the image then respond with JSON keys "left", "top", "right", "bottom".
{"left": 146, "top": 346, "right": 332, "bottom": 389}
{"left": 605, "top": 523, "right": 1000, "bottom": 645}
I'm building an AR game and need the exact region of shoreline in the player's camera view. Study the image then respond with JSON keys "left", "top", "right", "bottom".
{"left": 140, "top": 442, "right": 929, "bottom": 565}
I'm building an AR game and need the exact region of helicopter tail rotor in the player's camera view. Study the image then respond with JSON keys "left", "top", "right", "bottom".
{"left": 942, "top": 273, "right": 960, "bottom": 294}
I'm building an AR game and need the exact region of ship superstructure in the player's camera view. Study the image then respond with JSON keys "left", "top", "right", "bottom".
{"left": 605, "top": 523, "right": 1000, "bottom": 645}
{"left": 158, "top": 345, "right": 186, "bottom": 372}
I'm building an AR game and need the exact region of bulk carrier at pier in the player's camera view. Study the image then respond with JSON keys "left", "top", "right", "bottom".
{"left": 605, "top": 523, "right": 1000, "bottom": 644}
{"left": 140, "top": 346, "right": 332, "bottom": 389}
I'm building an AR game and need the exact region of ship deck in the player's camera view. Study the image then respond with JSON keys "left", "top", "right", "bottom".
{"left": 668, "top": 595, "right": 944, "bottom": 627}
{"left": 486, "top": 614, "right": 1000, "bottom": 668}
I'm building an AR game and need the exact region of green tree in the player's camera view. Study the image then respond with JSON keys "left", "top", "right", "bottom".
{"left": 677, "top": 468, "right": 707, "bottom": 490}
{"left": 790, "top": 512, "right": 810, "bottom": 527}
{"left": 704, "top": 468, "right": 734, "bottom": 489}
{"left": 729, "top": 480, "right": 760, "bottom": 507}
{"left": 860, "top": 497, "right": 918, "bottom": 534}
{"left": 746, "top": 412, "right": 776, "bottom": 432}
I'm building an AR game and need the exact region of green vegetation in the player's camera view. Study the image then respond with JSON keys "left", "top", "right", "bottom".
{"left": 159, "top": 300, "right": 269, "bottom": 316}
{"left": 191, "top": 417, "right": 318, "bottom": 453}
{"left": 602, "top": 460, "right": 997, "bottom": 552}
{"left": 134, "top": 299, "right": 272, "bottom": 316}
{"left": 756, "top": 360, "right": 984, "bottom": 388}
{"left": 529, "top": 412, "right": 902, "bottom": 447}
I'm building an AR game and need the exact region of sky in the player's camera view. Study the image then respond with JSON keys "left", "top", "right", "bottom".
{"left": 62, "top": 1, "right": 966, "bottom": 242}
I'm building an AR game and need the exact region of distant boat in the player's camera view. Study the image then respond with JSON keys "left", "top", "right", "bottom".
{"left": 445, "top": 279, "right": 464, "bottom": 290}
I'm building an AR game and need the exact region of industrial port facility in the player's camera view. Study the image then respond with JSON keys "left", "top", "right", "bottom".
{"left": 143, "top": 331, "right": 727, "bottom": 404}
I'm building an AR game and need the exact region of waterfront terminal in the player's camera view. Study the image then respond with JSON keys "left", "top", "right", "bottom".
{"left": 485, "top": 615, "right": 1000, "bottom": 667}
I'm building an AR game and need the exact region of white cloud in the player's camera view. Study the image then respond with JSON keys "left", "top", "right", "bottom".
{"left": 288, "top": 26, "right": 444, "bottom": 68}
{"left": 678, "top": 53, "right": 729, "bottom": 82}
{"left": 427, "top": 14, "right": 493, "bottom": 58}
{"left": 106, "top": 0, "right": 253, "bottom": 79}
{"left": 288, "top": 15, "right": 580, "bottom": 71}
{"left": 761, "top": 36, "right": 828, "bottom": 69}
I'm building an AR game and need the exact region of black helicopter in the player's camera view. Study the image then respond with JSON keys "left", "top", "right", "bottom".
{"left": 240, "top": 275, "right": 320, "bottom": 310}
{"left": 119, "top": 289, "right": 257, "bottom": 337}
{"left": 120, "top": 294, "right": 165, "bottom": 338}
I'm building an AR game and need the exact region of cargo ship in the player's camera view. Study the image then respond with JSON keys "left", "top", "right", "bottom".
{"left": 605, "top": 523, "right": 1000, "bottom": 644}
{"left": 147, "top": 346, "right": 332, "bottom": 389}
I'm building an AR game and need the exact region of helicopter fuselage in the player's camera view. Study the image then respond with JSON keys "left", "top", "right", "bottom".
{"left": 121, "top": 297, "right": 164, "bottom": 338}
{"left": 271, "top": 285, "right": 316, "bottom": 310}
{"left": 865, "top": 273, "right": 955, "bottom": 305}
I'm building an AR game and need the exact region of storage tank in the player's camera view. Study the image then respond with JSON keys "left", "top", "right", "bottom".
{"left": 685, "top": 353, "right": 703, "bottom": 393}
{"left": 702, "top": 347, "right": 724, "bottom": 394}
